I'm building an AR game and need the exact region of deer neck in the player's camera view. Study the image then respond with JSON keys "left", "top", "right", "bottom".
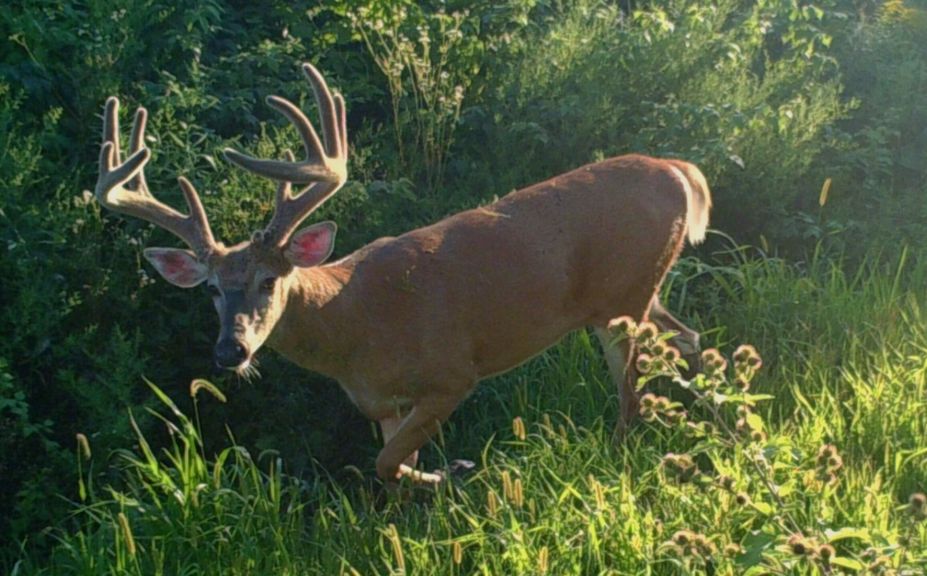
{"left": 266, "top": 262, "right": 358, "bottom": 380}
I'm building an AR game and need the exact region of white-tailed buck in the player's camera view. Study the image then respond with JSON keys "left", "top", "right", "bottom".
{"left": 95, "top": 63, "right": 710, "bottom": 482}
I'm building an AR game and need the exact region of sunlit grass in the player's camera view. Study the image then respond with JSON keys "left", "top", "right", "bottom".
{"left": 19, "top": 250, "right": 927, "bottom": 575}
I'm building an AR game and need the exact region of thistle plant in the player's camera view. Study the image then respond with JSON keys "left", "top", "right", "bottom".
{"left": 608, "top": 317, "right": 927, "bottom": 574}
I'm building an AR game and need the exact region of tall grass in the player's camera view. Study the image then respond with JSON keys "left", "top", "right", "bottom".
{"left": 16, "top": 249, "right": 927, "bottom": 575}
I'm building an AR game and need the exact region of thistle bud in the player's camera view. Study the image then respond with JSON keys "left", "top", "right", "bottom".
{"left": 910, "top": 492, "right": 927, "bottom": 510}
{"left": 662, "top": 453, "right": 698, "bottom": 483}
{"left": 636, "top": 321, "right": 658, "bottom": 341}
{"left": 733, "top": 344, "right": 756, "bottom": 363}
{"left": 724, "top": 543, "right": 743, "bottom": 557}
{"left": 717, "top": 475, "right": 735, "bottom": 491}
{"left": 816, "top": 544, "right": 835, "bottom": 561}
{"left": 636, "top": 353, "right": 654, "bottom": 374}
{"left": 787, "top": 534, "right": 809, "bottom": 556}
{"left": 608, "top": 316, "right": 636, "bottom": 337}
{"left": 640, "top": 393, "right": 657, "bottom": 409}
{"left": 700, "top": 348, "right": 722, "bottom": 366}
{"left": 671, "top": 530, "right": 692, "bottom": 546}
{"left": 663, "top": 346, "right": 681, "bottom": 364}
{"left": 909, "top": 493, "right": 927, "bottom": 520}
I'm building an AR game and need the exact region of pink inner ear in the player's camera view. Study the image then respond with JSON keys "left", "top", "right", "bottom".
{"left": 288, "top": 226, "right": 333, "bottom": 266}
{"left": 147, "top": 250, "right": 206, "bottom": 287}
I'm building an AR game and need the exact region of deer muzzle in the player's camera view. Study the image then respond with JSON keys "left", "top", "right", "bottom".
{"left": 214, "top": 337, "right": 251, "bottom": 369}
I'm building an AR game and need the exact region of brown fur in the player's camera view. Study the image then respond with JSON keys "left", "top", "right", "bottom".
{"left": 264, "top": 154, "right": 711, "bottom": 479}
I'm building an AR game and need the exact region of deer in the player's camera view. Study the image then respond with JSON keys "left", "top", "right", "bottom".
{"left": 94, "top": 63, "right": 710, "bottom": 483}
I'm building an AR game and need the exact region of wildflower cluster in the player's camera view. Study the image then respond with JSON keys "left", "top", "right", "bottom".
{"left": 606, "top": 319, "right": 927, "bottom": 573}
{"left": 608, "top": 316, "right": 686, "bottom": 382}
{"left": 639, "top": 393, "right": 686, "bottom": 425}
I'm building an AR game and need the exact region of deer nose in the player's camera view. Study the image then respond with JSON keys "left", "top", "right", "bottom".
{"left": 214, "top": 338, "right": 250, "bottom": 368}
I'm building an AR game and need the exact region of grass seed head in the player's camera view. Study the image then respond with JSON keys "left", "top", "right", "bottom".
{"left": 487, "top": 490, "right": 499, "bottom": 517}
{"left": 76, "top": 433, "right": 92, "bottom": 460}
{"left": 117, "top": 512, "right": 136, "bottom": 557}
{"left": 501, "top": 470, "right": 514, "bottom": 501}
{"left": 537, "top": 546, "right": 549, "bottom": 574}
{"left": 512, "top": 416, "right": 526, "bottom": 440}
{"left": 512, "top": 478, "right": 524, "bottom": 508}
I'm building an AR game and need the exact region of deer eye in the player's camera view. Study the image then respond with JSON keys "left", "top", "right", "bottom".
{"left": 259, "top": 277, "right": 277, "bottom": 293}
{"left": 206, "top": 284, "right": 221, "bottom": 298}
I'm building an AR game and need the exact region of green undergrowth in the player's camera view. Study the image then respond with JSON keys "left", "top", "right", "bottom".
{"left": 13, "top": 250, "right": 927, "bottom": 575}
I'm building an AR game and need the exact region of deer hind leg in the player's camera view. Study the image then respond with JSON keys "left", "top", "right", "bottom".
{"left": 376, "top": 394, "right": 463, "bottom": 483}
{"left": 649, "top": 298, "right": 701, "bottom": 376}
{"left": 594, "top": 327, "right": 639, "bottom": 434}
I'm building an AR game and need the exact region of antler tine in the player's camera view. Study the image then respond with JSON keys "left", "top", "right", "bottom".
{"left": 262, "top": 149, "right": 337, "bottom": 245}
{"left": 301, "top": 62, "right": 341, "bottom": 158}
{"left": 95, "top": 97, "right": 216, "bottom": 257}
{"left": 223, "top": 63, "right": 349, "bottom": 246}
{"left": 222, "top": 63, "right": 347, "bottom": 186}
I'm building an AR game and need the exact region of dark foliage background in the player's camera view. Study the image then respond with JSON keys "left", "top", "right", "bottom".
{"left": 1, "top": 0, "right": 924, "bottom": 559}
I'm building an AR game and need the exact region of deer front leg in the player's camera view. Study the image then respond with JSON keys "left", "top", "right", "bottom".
{"left": 375, "top": 396, "right": 461, "bottom": 483}
{"left": 379, "top": 416, "right": 419, "bottom": 470}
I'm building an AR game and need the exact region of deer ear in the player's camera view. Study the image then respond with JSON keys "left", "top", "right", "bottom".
{"left": 143, "top": 248, "right": 209, "bottom": 288}
{"left": 284, "top": 221, "right": 337, "bottom": 268}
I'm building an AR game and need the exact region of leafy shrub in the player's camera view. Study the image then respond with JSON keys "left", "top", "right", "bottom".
{"left": 3, "top": 0, "right": 926, "bottom": 567}
{"left": 455, "top": 0, "right": 849, "bottom": 243}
